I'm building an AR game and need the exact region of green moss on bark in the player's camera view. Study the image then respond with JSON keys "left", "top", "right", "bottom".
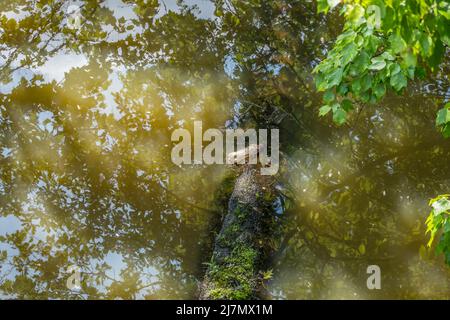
{"left": 199, "top": 167, "right": 277, "bottom": 300}
{"left": 207, "top": 244, "right": 258, "bottom": 299}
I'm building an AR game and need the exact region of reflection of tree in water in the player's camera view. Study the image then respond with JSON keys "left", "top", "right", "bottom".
{"left": 276, "top": 92, "right": 450, "bottom": 298}
{"left": 0, "top": 0, "right": 448, "bottom": 299}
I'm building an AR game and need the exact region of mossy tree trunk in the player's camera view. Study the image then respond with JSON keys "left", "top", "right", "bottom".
{"left": 199, "top": 166, "right": 276, "bottom": 300}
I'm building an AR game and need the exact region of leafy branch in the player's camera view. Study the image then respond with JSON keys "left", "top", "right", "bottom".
{"left": 426, "top": 194, "right": 450, "bottom": 265}
{"left": 314, "top": 0, "right": 450, "bottom": 136}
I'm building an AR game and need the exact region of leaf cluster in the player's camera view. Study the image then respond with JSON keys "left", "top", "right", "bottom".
{"left": 314, "top": 0, "right": 450, "bottom": 132}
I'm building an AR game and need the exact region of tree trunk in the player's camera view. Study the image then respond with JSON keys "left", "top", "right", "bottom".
{"left": 199, "top": 166, "right": 275, "bottom": 299}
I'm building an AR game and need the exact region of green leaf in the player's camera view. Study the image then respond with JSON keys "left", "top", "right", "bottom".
{"left": 373, "top": 83, "right": 386, "bottom": 99}
{"left": 333, "top": 107, "right": 347, "bottom": 125}
{"left": 368, "top": 56, "right": 386, "bottom": 70}
{"left": 351, "top": 78, "right": 362, "bottom": 94}
{"left": 347, "top": 4, "right": 365, "bottom": 26}
{"left": 326, "top": 67, "right": 344, "bottom": 88}
{"left": 389, "top": 33, "right": 407, "bottom": 53}
{"left": 331, "top": 102, "right": 340, "bottom": 112}
{"left": 436, "top": 16, "right": 450, "bottom": 45}
{"left": 438, "top": 1, "right": 450, "bottom": 19}
{"left": 323, "top": 90, "right": 335, "bottom": 103}
{"left": 361, "top": 73, "right": 373, "bottom": 91}
{"left": 315, "top": 73, "right": 327, "bottom": 91}
{"left": 436, "top": 107, "right": 450, "bottom": 126}
{"left": 401, "top": 51, "right": 417, "bottom": 68}
{"left": 365, "top": 35, "right": 381, "bottom": 55}
{"left": 341, "top": 43, "right": 359, "bottom": 65}
{"left": 327, "top": 0, "right": 340, "bottom": 10}
{"left": 381, "top": 51, "right": 395, "bottom": 61}
{"left": 351, "top": 51, "right": 370, "bottom": 73}
{"left": 432, "top": 198, "right": 450, "bottom": 215}
{"left": 389, "top": 63, "right": 401, "bottom": 76}
{"left": 443, "top": 124, "right": 450, "bottom": 138}
{"left": 429, "top": 39, "right": 445, "bottom": 70}
{"left": 390, "top": 72, "right": 407, "bottom": 91}
{"left": 341, "top": 99, "right": 353, "bottom": 111}
{"left": 319, "top": 105, "right": 332, "bottom": 116}
{"left": 419, "top": 33, "right": 433, "bottom": 56}
{"left": 360, "top": 91, "right": 371, "bottom": 102}
{"left": 337, "top": 83, "right": 349, "bottom": 95}
{"left": 317, "top": 0, "right": 329, "bottom": 13}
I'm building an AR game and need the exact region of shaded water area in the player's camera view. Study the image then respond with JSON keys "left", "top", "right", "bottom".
{"left": 0, "top": 0, "right": 449, "bottom": 299}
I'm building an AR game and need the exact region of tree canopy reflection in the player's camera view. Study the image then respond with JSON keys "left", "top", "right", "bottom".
{"left": 0, "top": 0, "right": 449, "bottom": 299}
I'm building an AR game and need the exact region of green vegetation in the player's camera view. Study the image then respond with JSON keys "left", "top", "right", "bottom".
{"left": 426, "top": 195, "right": 450, "bottom": 265}
{"left": 207, "top": 244, "right": 258, "bottom": 300}
{"left": 314, "top": 0, "right": 450, "bottom": 268}
{"left": 314, "top": 0, "right": 450, "bottom": 136}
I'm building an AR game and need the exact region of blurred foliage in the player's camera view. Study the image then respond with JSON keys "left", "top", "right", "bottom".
{"left": 314, "top": 0, "right": 450, "bottom": 272}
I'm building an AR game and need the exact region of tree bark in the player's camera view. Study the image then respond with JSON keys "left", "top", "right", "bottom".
{"left": 199, "top": 166, "right": 275, "bottom": 300}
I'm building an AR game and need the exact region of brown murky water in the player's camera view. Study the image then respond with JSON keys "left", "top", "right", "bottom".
{"left": 0, "top": 0, "right": 449, "bottom": 299}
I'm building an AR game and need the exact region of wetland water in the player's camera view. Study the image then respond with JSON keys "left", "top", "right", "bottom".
{"left": 0, "top": 0, "right": 449, "bottom": 299}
